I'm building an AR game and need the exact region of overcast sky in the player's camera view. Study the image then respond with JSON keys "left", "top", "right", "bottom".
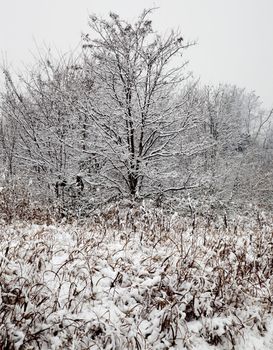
{"left": 0, "top": 0, "right": 272, "bottom": 108}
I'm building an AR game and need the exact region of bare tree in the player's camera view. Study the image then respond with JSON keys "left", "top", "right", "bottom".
{"left": 77, "top": 9, "right": 194, "bottom": 198}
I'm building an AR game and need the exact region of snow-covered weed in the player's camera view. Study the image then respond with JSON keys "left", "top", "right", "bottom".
{"left": 0, "top": 208, "right": 273, "bottom": 349}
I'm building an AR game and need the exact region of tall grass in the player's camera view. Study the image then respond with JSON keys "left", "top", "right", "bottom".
{"left": 0, "top": 206, "right": 272, "bottom": 349}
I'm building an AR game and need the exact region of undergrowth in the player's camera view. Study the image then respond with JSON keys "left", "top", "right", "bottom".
{"left": 0, "top": 206, "right": 272, "bottom": 349}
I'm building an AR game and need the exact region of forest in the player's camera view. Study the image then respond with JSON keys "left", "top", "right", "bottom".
{"left": 0, "top": 9, "right": 272, "bottom": 221}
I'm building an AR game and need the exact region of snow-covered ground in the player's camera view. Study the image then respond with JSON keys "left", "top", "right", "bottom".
{"left": 0, "top": 209, "right": 273, "bottom": 349}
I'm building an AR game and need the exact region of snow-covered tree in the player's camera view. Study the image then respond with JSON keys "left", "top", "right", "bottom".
{"left": 78, "top": 9, "right": 195, "bottom": 199}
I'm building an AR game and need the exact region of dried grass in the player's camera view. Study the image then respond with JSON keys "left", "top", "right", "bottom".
{"left": 0, "top": 207, "right": 272, "bottom": 349}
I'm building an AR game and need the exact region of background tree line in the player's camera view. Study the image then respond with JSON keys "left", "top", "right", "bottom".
{"left": 0, "top": 9, "right": 272, "bottom": 220}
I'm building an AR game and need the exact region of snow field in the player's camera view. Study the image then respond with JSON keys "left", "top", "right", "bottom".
{"left": 0, "top": 209, "right": 273, "bottom": 349}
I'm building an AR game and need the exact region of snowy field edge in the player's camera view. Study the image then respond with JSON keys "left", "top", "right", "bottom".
{"left": 0, "top": 211, "right": 273, "bottom": 349}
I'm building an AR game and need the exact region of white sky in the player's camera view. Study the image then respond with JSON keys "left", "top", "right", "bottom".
{"left": 0, "top": 0, "right": 272, "bottom": 108}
